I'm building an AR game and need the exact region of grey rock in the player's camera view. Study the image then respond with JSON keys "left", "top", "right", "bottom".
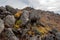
{"left": 0, "top": 6, "right": 6, "bottom": 12}
{"left": 1, "top": 11, "right": 11, "bottom": 15}
{"left": 0, "top": 19, "right": 4, "bottom": 33}
{"left": 29, "top": 36, "right": 38, "bottom": 40}
{"left": 21, "top": 28, "right": 29, "bottom": 37}
{"left": 29, "top": 10, "right": 40, "bottom": 20}
{"left": 0, "top": 11, "right": 12, "bottom": 19}
{"left": 55, "top": 32, "right": 60, "bottom": 40}
{"left": 20, "top": 10, "right": 29, "bottom": 26}
{"left": 5, "top": 5, "right": 17, "bottom": 14}
{"left": 44, "top": 34, "right": 54, "bottom": 40}
{"left": 5, "top": 28, "right": 19, "bottom": 40}
{"left": 29, "top": 10, "right": 40, "bottom": 25}
{"left": 4, "top": 15, "right": 15, "bottom": 28}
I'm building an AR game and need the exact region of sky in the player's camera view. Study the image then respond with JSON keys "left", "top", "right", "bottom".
{"left": 0, "top": 0, "right": 60, "bottom": 14}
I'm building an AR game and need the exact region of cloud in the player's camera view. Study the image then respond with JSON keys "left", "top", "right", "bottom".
{"left": 0, "top": 0, "right": 60, "bottom": 13}
{"left": 0, "top": 0, "right": 28, "bottom": 8}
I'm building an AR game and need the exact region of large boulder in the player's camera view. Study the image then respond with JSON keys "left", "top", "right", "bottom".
{"left": 20, "top": 10, "right": 29, "bottom": 26}
{"left": 29, "top": 10, "right": 40, "bottom": 25}
{"left": 55, "top": 32, "right": 60, "bottom": 40}
{"left": 4, "top": 15, "right": 16, "bottom": 28}
{"left": 5, "top": 5, "right": 17, "bottom": 14}
{"left": 0, "top": 19, "right": 4, "bottom": 33}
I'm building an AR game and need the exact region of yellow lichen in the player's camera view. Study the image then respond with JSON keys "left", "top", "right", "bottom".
{"left": 27, "top": 30, "right": 34, "bottom": 36}
{"left": 36, "top": 27, "right": 48, "bottom": 34}
{"left": 14, "top": 10, "right": 23, "bottom": 18}
{"left": 14, "top": 24, "right": 20, "bottom": 29}
{"left": 14, "top": 20, "right": 22, "bottom": 29}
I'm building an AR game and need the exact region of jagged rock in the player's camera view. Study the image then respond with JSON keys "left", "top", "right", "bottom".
{"left": 29, "top": 36, "right": 40, "bottom": 40}
{"left": 21, "top": 28, "right": 29, "bottom": 37}
{"left": 20, "top": 10, "right": 29, "bottom": 26}
{"left": 0, "top": 19, "right": 4, "bottom": 33}
{"left": 0, "top": 11, "right": 12, "bottom": 19}
{"left": 22, "top": 7, "right": 34, "bottom": 11}
{"left": 0, "top": 6, "right": 6, "bottom": 12}
{"left": 0, "top": 14, "right": 5, "bottom": 19}
{"left": 29, "top": 10, "right": 40, "bottom": 25}
{"left": 55, "top": 32, "right": 60, "bottom": 40}
{"left": 1, "top": 11, "right": 11, "bottom": 15}
{"left": 4, "top": 15, "right": 15, "bottom": 28}
{"left": 5, "top": 5, "right": 17, "bottom": 14}
{"left": 44, "top": 34, "right": 54, "bottom": 40}
{"left": 49, "top": 28, "right": 58, "bottom": 34}
{"left": 5, "top": 28, "right": 19, "bottom": 40}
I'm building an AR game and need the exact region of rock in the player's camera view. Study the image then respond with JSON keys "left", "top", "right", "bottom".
{"left": 0, "top": 14, "right": 5, "bottom": 19}
{"left": 55, "top": 32, "right": 60, "bottom": 40}
{"left": 22, "top": 7, "right": 34, "bottom": 11}
{"left": 29, "top": 10, "right": 40, "bottom": 25}
{"left": 20, "top": 10, "right": 29, "bottom": 26}
{"left": 0, "top": 19, "right": 4, "bottom": 33}
{"left": 44, "top": 34, "right": 54, "bottom": 40}
{"left": 29, "top": 10, "right": 40, "bottom": 20}
{"left": 4, "top": 15, "right": 15, "bottom": 28}
{"left": 0, "top": 6, "right": 6, "bottom": 12}
{"left": 21, "top": 28, "right": 29, "bottom": 37}
{"left": 5, "top": 28, "right": 19, "bottom": 40}
{"left": 29, "top": 36, "right": 38, "bottom": 40}
{"left": 49, "top": 28, "right": 58, "bottom": 34}
{"left": 5, "top": 5, "right": 17, "bottom": 14}
{"left": 1, "top": 11, "right": 11, "bottom": 15}
{"left": 0, "top": 11, "right": 12, "bottom": 19}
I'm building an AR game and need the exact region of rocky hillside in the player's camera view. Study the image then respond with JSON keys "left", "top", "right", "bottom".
{"left": 0, "top": 5, "right": 60, "bottom": 40}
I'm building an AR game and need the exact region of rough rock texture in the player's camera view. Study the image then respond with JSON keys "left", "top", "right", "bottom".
{"left": 5, "top": 5, "right": 17, "bottom": 14}
{"left": 20, "top": 10, "right": 30, "bottom": 26}
{"left": 5, "top": 28, "right": 19, "bottom": 40}
{"left": 0, "top": 6, "right": 60, "bottom": 40}
{"left": 0, "top": 19, "right": 4, "bottom": 33}
{"left": 4, "top": 15, "right": 15, "bottom": 28}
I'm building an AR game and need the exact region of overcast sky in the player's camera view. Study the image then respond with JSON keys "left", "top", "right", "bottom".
{"left": 0, "top": 0, "right": 60, "bottom": 14}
